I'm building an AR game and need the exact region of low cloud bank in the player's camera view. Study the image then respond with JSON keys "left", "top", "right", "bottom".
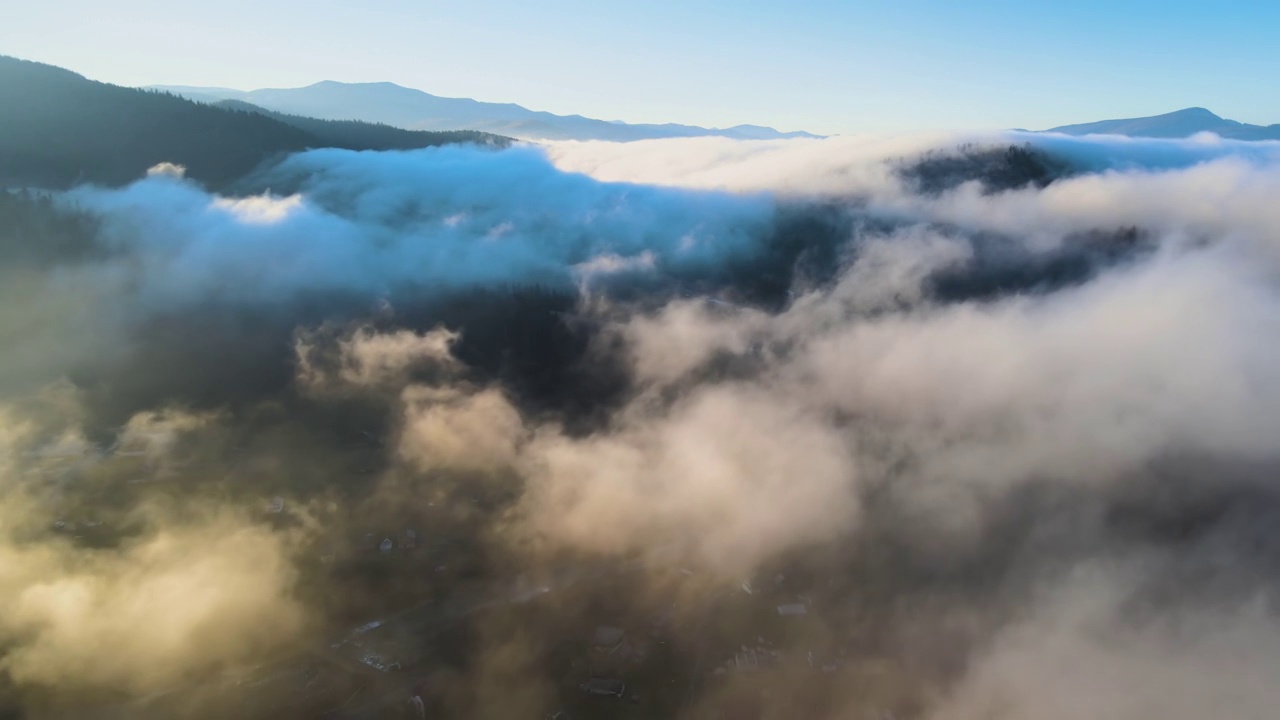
{"left": 2, "top": 133, "right": 1279, "bottom": 716}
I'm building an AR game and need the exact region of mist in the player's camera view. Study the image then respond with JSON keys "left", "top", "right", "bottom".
{"left": 3, "top": 131, "right": 1279, "bottom": 718}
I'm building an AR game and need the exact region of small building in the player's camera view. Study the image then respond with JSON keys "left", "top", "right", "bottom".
{"left": 718, "top": 642, "right": 780, "bottom": 674}
{"left": 777, "top": 603, "right": 807, "bottom": 617}
{"left": 359, "top": 651, "right": 401, "bottom": 672}
{"left": 380, "top": 537, "right": 394, "bottom": 553}
{"left": 610, "top": 638, "right": 645, "bottom": 664}
{"left": 733, "top": 648, "right": 762, "bottom": 672}
{"left": 807, "top": 649, "right": 843, "bottom": 673}
{"left": 580, "top": 678, "right": 625, "bottom": 698}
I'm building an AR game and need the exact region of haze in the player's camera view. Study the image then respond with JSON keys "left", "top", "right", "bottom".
{"left": 4, "top": 0, "right": 1280, "bottom": 134}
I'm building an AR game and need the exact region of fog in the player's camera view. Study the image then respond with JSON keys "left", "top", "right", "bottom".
{"left": 2, "top": 133, "right": 1279, "bottom": 718}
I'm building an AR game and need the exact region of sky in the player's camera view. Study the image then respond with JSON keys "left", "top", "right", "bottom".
{"left": 4, "top": 0, "right": 1280, "bottom": 135}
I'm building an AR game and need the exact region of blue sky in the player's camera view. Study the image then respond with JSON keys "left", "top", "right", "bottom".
{"left": 5, "top": 0, "right": 1279, "bottom": 135}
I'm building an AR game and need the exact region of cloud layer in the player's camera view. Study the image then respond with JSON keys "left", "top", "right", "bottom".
{"left": 3, "top": 132, "right": 1280, "bottom": 716}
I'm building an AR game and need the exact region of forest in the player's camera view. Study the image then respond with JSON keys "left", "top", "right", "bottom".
{"left": 0, "top": 56, "right": 507, "bottom": 190}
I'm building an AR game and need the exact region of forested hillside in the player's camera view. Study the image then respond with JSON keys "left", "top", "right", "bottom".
{"left": 0, "top": 57, "right": 507, "bottom": 189}
{"left": 214, "top": 99, "right": 504, "bottom": 152}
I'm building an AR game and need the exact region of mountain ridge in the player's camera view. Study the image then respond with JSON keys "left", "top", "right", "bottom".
{"left": 149, "top": 80, "right": 821, "bottom": 142}
{"left": 1045, "top": 107, "right": 1280, "bottom": 141}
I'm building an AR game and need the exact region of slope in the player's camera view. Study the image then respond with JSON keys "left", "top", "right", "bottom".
{"left": 0, "top": 57, "right": 507, "bottom": 190}
{"left": 213, "top": 99, "right": 506, "bottom": 152}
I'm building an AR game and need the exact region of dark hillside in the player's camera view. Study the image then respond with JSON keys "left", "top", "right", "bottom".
{"left": 214, "top": 99, "right": 508, "bottom": 151}
{"left": 0, "top": 56, "right": 316, "bottom": 188}
{"left": 0, "top": 56, "right": 508, "bottom": 190}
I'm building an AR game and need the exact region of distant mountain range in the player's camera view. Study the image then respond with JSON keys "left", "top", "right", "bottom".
{"left": 150, "top": 81, "right": 820, "bottom": 142}
{"left": 1045, "top": 107, "right": 1280, "bottom": 141}
{"left": 0, "top": 56, "right": 505, "bottom": 189}
{"left": 13, "top": 50, "right": 1278, "bottom": 194}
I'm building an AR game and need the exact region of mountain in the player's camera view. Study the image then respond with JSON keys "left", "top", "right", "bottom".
{"left": 149, "top": 81, "right": 821, "bottom": 142}
{"left": 213, "top": 99, "right": 509, "bottom": 152}
{"left": 0, "top": 56, "right": 507, "bottom": 189}
{"left": 1046, "top": 107, "right": 1280, "bottom": 141}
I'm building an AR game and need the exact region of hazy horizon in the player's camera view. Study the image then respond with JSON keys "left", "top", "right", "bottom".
{"left": 6, "top": 0, "right": 1280, "bottom": 135}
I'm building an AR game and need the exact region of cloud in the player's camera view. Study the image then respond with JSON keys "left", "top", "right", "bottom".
{"left": 115, "top": 408, "right": 217, "bottom": 456}
{"left": 7, "top": 131, "right": 1280, "bottom": 715}
{"left": 398, "top": 385, "right": 525, "bottom": 474}
{"left": 0, "top": 405, "right": 307, "bottom": 697}
{"left": 146, "top": 162, "right": 186, "bottom": 179}
{"left": 928, "top": 564, "right": 1280, "bottom": 720}
{"left": 548, "top": 134, "right": 1280, "bottom": 251}
{"left": 298, "top": 325, "right": 461, "bottom": 389}
{"left": 0, "top": 511, "right": 305, "bottom": 694}
{"left": 516, "top": 384, "right": 859, "bottom": 573}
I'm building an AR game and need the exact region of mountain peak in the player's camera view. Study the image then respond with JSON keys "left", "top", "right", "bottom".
{"left": 1044, "top": 106, "right": 1278, "bottom": 141}
{"left": 305, "top": 80, "right": 413, "bottom": 91}
{"left": 1169, "top": 107, "right": 1221, "bottom": 120}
